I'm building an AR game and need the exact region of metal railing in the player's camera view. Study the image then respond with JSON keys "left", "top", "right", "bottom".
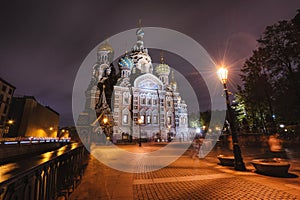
{"left": 0, "top": 143, "right": 89, "bottom": 200}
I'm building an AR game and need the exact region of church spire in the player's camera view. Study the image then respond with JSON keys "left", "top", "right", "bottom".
{"left": 132, "top": 19, "right": 146, "bottom": 53}
{"left": 101, "top": 85, "right": 108, "bottom": 106}
{"left": 95, "top": 85, "right": 110, "bottom": 114}
{"left": 160, "top": 51, "right": 164, "bottom": 64}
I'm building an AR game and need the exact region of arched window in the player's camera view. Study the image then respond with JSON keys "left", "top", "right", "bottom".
{"left": 140, "top": 93, "right": 146, "bottom": 105}
{"left": 146, "top": 110, "right": 152, "bottom": 124}
{"left": 167, "top": 111, "right": 173, "bottom": 125}
{"left": 122, "top": 109, "right": 130, "bottom": 125}
{"left": 139, "top": 109, "right": 146, "bottom": 124}
{"left": 152, "top": 110, "right": 158, "bottom": 124}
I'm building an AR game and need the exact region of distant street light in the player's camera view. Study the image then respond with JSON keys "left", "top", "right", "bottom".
{"left": 217, "top": 67, "right": 246, "bottom": 171}
{"left": 138, "top": 118, "right": 143, "bottom": 147}
{"left": 3, "top": 119, "right": 14, "bottom": 137}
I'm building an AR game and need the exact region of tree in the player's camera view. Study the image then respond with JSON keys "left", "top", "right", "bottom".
{"left": 238, "top": 10, "right": 300, "bottom": 131}
{"left": 238, "top": 48, "right": 274, "bottom": 133}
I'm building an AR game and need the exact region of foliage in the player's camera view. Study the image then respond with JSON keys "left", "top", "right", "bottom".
{"left": 238, "top": 10, "right": 300, "bottom": 132}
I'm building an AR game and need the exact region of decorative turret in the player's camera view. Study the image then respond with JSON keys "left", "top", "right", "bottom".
{"left": 97, "top": 39, "right": 114, "bottom": 64}
{"left": 170, "top": 70, "right": 177, "bottom": 91}
{"left": 130, "top": 20, "right": 153, "bottom": 74}
{"left": 94, "top": 39, "right": 114, "bottom": 82}
{"left": 155, "top": 53, "right": 170, "bottom": 85}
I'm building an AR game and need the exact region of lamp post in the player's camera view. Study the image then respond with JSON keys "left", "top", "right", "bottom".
{"left": 138, "top": 118, "right": 143, "bottom": 147}
{"left": 217, "top": 67, "right": 246, "bottom": 171}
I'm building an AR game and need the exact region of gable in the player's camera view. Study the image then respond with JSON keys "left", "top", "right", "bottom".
{"left": 134, "top": 74, "right": 163, "bottom": 90}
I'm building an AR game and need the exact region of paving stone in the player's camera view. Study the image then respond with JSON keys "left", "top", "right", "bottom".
{"left": 70, "top": 144, "right": 300, "bottom": 200}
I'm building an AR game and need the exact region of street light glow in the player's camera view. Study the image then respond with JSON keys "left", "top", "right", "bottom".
{"left": 7, "top": 120, "right": 14, "bottom": 124}
{"left": 217, "top": 67, "right": 228, "bottom": 84}
{"left": 103, "top": 117, "right": 108, "bottom": 124}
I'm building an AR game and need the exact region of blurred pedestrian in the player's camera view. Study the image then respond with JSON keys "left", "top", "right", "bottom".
{"left": 198, "top": 138, "right": 205, "bottom": 158}
{"left": 191, "top": 138, "right": 201, "bottom": 159}
{"left": 268, "top": 133, "right": 287, "bottom": 159}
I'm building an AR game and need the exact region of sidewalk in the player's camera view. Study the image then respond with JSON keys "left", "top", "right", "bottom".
{"left": 69, "top": 143, "right": 300, "bottom": 200}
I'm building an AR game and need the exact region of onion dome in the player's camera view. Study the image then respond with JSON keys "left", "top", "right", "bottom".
{"left": 155, "top": 55, "right": 170, "bottom": 75}
{"left": 118, "top": 54, "right": 134, "bottom": 69}
{"left": 98, "top": 40, "right": 114, "bottom": 53}
{"left": 136, "top": 27, "right": 145, "bottom": 38}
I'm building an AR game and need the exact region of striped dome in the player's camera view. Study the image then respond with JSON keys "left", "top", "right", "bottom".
{"left": 118, "top": 55, "right": 134, "bottom": 69}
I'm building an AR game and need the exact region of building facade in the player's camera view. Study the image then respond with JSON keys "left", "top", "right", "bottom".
{"left": 77, "top": 26, "right": 189, "bottom": 143}
{"left": 7, "top": 96, "right": 59, "bottom": 138}
{"left": 0, "top": 78, "right": 16, "bottom": 137}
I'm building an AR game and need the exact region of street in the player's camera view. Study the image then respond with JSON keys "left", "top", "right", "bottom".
{"left": 69, "top": 142, "right": 300, "bottom": 200}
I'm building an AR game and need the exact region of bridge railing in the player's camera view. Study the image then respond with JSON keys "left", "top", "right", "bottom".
{"left": 0, "top": 143, "right": 89, "bottom": 200}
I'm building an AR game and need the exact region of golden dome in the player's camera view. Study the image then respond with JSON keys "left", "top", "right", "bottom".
{"left": 156, "top": 63, "right": 170, "bottom": 75}
{"left": 155, "top": 54, "right": 170, "bottom": 75}
{"left": 98, "top": 40, "right": 114, "bottom": 52}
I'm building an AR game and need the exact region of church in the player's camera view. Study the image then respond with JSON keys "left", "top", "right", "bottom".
{"left": 77, "top": 26, "right": 189, "bottom": 143}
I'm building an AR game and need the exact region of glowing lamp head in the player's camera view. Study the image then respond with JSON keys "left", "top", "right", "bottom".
{"left": 138, "top": 118, "right": 143, "bottom": 124}
{"left": 49, "top": 127, "right": 54, "bottom": 131}
{"left": 103, "top": 117, "right": 108, "bottom": 124}
{"left": 217, "top": 67, "right": 228, "bottom": 84}
{"left": 8, "top": 120, "right": 14, "bottom": 125}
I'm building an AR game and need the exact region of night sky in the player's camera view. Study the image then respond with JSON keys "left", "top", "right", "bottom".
{"left": 1, "top": 1, "right": 299, "bottom": 126}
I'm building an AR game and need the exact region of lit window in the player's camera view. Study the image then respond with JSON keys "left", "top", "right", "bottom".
{"left": 123, "top": 114, "right": 128, "bottom": 124}
{"left": 147, "top": 115, "right": 151, "bottom": 124}
{"left": 140, "top": 115, "right": 145, "bottom": 124}
{"left": 167, "top": 116, "right": 172, "bottom": 125}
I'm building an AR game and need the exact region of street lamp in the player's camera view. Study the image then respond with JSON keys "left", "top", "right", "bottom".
{"left": 102, "top": 116, "right": 110, "bottom": 141}
{"left": 217, "top": 67, "right": 246, "bottom": 171}
{"left": 103, "top": 117, "right": 108, "bottom": 125}
{"left": 138, "top": 118, "right": 143, "bottom": 147}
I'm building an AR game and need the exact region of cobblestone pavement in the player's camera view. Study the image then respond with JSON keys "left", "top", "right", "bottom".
{"left": 133, "top": 155, "right": 299, "bottom": 200}
{"left": 70, "top": 143, "right": 300, "bottom": 200}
